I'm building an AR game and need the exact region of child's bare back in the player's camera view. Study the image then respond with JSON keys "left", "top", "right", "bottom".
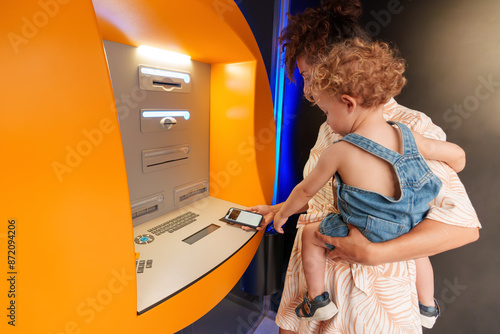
{"left": 332, "top": 122, "right": 403, "bottom": 199}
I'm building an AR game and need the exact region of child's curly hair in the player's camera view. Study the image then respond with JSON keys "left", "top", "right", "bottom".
{"left": 305, "top": 38, "right": 407, "bottom": 108}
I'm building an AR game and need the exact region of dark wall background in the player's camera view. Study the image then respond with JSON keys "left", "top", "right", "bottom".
{"left": 239, "top": 0, "right": 500, "bottom": 333}
{"left": 358, "top": 1, "right": 500, "bottom": 332}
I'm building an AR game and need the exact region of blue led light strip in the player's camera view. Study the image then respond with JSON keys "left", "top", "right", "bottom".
{"left": 272, "top": 0, "right": 290, "bottom": 205}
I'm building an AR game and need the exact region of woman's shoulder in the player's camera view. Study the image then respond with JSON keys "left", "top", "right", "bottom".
{"left": 312, "top": 122, "right": 341, "bottom": 150}
{"left": 385, "top": 99, "right": 431, "bottom": 125}
{"left": 384, "top": 99, "right": 446, "bottom": 140}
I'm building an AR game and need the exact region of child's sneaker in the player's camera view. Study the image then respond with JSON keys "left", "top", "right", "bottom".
{"left": 295, "top": 292, "right": 338, "bottom": 321}
{"left": 419, "top": 298, "right": 440, "bottom": 329}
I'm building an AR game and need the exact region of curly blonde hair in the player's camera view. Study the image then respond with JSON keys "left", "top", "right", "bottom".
{"left": 305, "top": 38, "right": 407, "bottom": 108}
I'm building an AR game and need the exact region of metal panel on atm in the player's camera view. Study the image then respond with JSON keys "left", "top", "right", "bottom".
{"left": 103, "top": 40, "right": 210, "bottom": 226}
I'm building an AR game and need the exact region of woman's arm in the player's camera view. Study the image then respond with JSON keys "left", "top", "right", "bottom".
{"left": 316, "top": 218, "right": 479, "bottom": 265}
{"left": 413, "top": 130, "right": 466, "bottom": 172}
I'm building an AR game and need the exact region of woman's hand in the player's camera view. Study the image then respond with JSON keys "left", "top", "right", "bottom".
{"left": 243, "top": 204, "right": 279, "bottom": 231}
{"left": 314, "top": 224, "right": 380, "bottom": 266}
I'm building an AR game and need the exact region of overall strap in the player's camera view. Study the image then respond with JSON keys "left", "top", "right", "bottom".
{"left": 339, "top": 122, "right": 419, "bottom": 164}
{"left": 388, "top": 121, "right": 420, "bottom": 156}
{"left": 339, "top": 131, "right": 401, "bottom": 165}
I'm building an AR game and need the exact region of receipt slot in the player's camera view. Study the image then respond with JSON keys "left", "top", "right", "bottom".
{"left": 138, "top": 65, "right": 191, "bottom": 93}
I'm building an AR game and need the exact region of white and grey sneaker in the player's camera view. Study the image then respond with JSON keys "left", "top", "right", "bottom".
{"left": 419, "top": 298, "right": 440, "bottom": 329}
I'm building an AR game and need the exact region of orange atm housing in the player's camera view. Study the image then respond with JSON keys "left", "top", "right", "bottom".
{"left": 1, "top": 0, "right": 275, "bottom": 333}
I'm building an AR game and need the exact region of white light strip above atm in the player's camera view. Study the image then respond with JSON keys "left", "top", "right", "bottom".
{"left": 138, "top": 45, "right": 191, "bottom": 64}
{"left": 142, "top": 110, "right": 191, "bottom": 120}
{"left": 139, "top": 67, "right": 191, "bottom": 83}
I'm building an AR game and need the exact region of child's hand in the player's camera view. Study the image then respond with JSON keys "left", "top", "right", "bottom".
{"left": 273, "top": 211, "right": 287, "bottom": 234}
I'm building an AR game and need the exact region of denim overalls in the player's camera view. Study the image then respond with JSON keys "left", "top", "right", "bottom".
{"left": 319, "top": 121, "right": 443, "bottom": 249}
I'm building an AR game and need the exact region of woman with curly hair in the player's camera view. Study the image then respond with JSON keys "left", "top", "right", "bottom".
{"left": 273, "top": 37, "right": 465, "bottom": 324}
{"left": 247, "top": 0, "right": 480, "bottom": 333}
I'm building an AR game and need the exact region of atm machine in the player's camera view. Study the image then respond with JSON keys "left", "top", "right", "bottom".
{"left": 97, "top": 0, "right": 277, "bottom": 320}
{"left": 103, "top": 40, "right": 264, "bottom": 315}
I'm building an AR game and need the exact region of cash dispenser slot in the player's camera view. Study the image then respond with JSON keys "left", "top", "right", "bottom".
{"left": 138, "top": 65, "right": 191, "bottom": 93}
{"left": 142, "top": 145, "right": 190, "bottom": 173}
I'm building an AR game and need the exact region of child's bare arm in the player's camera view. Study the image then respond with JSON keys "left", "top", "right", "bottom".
{"left": 412, "top": 130, "right": 466, "bottom": 173}
{"left": 273, "top": 144, "right": 341, "bottom": 233}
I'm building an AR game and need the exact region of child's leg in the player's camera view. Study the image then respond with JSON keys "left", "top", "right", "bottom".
{"left": 301, "top": 222, "right": 327, "bottom": 299}
{"left": 416, "top": 256, "right": 440, "bottom": 328}
{"left": 415, "top": 257, "right": 435, "bottom": 306}
{"left": 296, "top": 222, "right": 338, "bottom": 321}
